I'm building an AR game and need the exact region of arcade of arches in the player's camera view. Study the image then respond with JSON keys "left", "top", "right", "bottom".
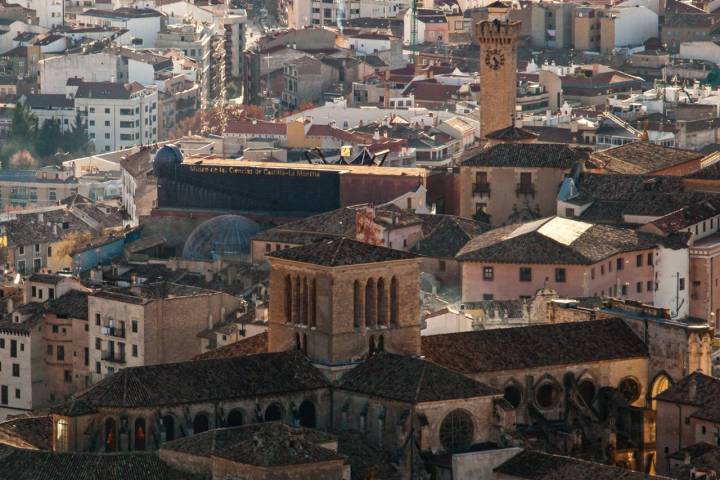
{"left": 94, "top": 399, "right": 321, "bottom": 453}
{"left": 353, "top": 276, "right": 400, "bottom": 328}
{"left": 284, "top": 275, "right": 317, "bottom": 326}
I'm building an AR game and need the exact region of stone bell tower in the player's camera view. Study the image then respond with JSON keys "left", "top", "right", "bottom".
{"left": 266, "top": 237, "right": 422, "bottom": 378}
{"left": 476, "top": 4, "right": 521, "bottom": 139}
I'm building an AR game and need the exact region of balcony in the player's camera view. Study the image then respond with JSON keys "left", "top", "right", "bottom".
{"left": 473, "top": 182, "right": 491, "bottom": 196}
{"left": 101, "top": 350, "right": 126, "bottom": 364}
{"left": 101, "top": 325, "right": 125, "bottom": 338}
{"left": 516, "top": 183, "right": 536, "bottom": 197}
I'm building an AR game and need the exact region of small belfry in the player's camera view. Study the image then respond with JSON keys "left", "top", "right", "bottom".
{"left": 476, "top": 2, "right": 522, "bottom": 139}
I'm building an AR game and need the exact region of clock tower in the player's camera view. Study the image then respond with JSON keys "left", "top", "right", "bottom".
{"left": 476, "top": 6, "right": 521, "bottom": 139}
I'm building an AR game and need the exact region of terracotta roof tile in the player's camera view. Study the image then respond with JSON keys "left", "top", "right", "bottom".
{"left": 161, "top": 423, "right": 342, "bottom": 467}
{"left": 591, "top": 143, "right": 705, "bottom": 175}
{"left": 57, "top": 351, "right": 329, "bottom": 412}
{"left": 0, "top": 445, "right": 199, "bottom": 480}
{"left": 456, "top": 217, "right": 680, "bottom": 265}
{"left": 421, "top": 318, "right": 648, "bottom": 374}
{"left": 267, "top": 237, "right": 419, "bottom": 267}
{"left": 338, "top": 352, "right": 500, "bottom": 403}
{"left": 194, "top": 332, "right": 268, "bottom": 360}
{"left": 460, "top": 143, "right": 587, "bottom": 169}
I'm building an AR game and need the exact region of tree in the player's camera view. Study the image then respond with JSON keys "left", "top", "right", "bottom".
{"left": 170, "top": 104, "right": 250, "bottom": 138}
{"left": 244, "top": 104, "right": 265, "bottom": 120}
{"left": 9, "top": 102, "right": 37, "bottom": 144}
{"left": 0, "top": 102, "right": 38, "bottom": 165}
{"left": 35, "top": 119, "right": 63, "bottom": 158}
{"left": 63, "top": 110, "right": 92, "bottom": 156}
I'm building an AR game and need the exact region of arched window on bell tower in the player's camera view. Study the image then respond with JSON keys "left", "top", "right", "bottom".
{"left": 302, "top": 277, "right": 309, "bottom": 325}
{"left": 377, "top": 277, "right": 387, "bottom": 326}
{"left": 365, "top": 279, "right": 376, "bottom": 327}
{"left": 309, "top": 278, "right": 317, "bottom": 327}
{"left": 353, "top": 280, "right": 363, "bottom": 329}
{"left": 390, "top": 276, "right": 399, "bottom": 326}
{"left": 284, "top": 275, "right": 292, "bottom": 323}
{"left": 293, "top": 276, "right": 301, "bottom": 324}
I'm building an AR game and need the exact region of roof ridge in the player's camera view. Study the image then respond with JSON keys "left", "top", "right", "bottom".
{"left": 413, "top": 360, "right": 428, "bottom": 403}
{"left": 122, "top": 369, "right": 128, "bottom": 406}
{"left": 329, "top": 238, "right": 344, "bottom": 266}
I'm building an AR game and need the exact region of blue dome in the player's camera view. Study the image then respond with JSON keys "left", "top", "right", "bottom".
{"left": 182, "top": 215, "right": 260, "bottom": 260}
{"left": 154, "top": 145, "right": 183, "bottom": 175}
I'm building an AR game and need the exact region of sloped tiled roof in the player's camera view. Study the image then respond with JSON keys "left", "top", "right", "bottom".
{"left": 649, "top": 199, "right": 720, "bottom": 233}
{"left": 456, "top": 216, "right": 679, "bottom": 264}
{"left": 0, "top": 445, "right": 199, "bottom": 480}
{"left": 412, "top": 215, "right": 490, "bottom": 258}
{"left": 0, "top": 416, "right": 52, "bottom": 450}
{"left": 267, "top": 237, "right": 419, "bottom": 267}
{"left": 74, "top": 81, "right": 146, "bottom": 100}
{"left": 460, "top": 143, "right": 586, "bottom": 169}
{"left": 45, "top": 290, "right": 89, "bottom": 320}
{"left": 161, "top": 423, "right": 341, "bottom": 467}
{"left": 421, "top": 318, "right": 648, "bottom": 374}
{"left": 337, "top": 352, "right": 500, "bottom": 403}
{"left": 194, "top": 332, "right": 269, "bottom": 360}
{"left": 495, "top": 450, "right": 667, "bottom": 479}
{"left": 656, "top": 372, "right": 720, "bottom": 408}
{"left": 58, "top": 351, "right": 329, "bottom": 412}
{"left": 485, "top": 125, "right": 539, "bottom": 141}
{"left": 224, "top": 119, "right": 287, "bottom": 136}
{"left": 591, "top": 143, "right": 705, "bottom": 175}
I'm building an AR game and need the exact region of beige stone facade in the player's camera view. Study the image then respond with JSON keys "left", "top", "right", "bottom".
{"left": 458, "top": 164, "right": 570, "bottom": 226}
{"left": 267, "top": 256, "right": 422, "bottom": 371}
{"left": 88, "top": 284, "right": 242, "bottom": 382}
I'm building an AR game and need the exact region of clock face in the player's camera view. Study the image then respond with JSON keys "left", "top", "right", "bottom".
{"left": 484, "top": 48, "right": 505, "bottom": 70}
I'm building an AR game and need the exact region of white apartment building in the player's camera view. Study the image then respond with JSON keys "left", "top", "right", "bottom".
{"left": 23, "top": 94, "right": 76, "bottom": 132}
{"left": 71, "top": 81, "right": 158, "bottom": 152}
{"left": 284, "top": 0, "right": 359, "bottom": 28}
{"left": 155, "top": 23, "right": 215, "bottom": 109}
{"left": 157, "top": 0, "right": 246, "bottom": 80}
{"left": 75, "top": 8, "right": 163, "bottom": 47}
{"left": 39, "top": 51, "right": 120, "bottom": 95}
{"left": 14, "top": 0, "right": 63, "bottom": 28}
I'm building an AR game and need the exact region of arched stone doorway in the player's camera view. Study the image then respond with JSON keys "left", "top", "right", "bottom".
{"left": 134, "top": 418, "right": 146, "bottom": 451}
{"left": 264, "top": 403, "right": 283, "bottom": 422}
{"left": 298, "top": 401, "right": 316, "bottom": 428}
{"left": 227, "top": 409, "right": 244, "bottom": 427}
{"left": 162, "top": 415, "right": 175, "bottom": 442}
{"left": 104, "top": 418, "right": 117, "bottom": 452}
{"left": 193, "top": 413, "right": 209, "bottom": 434}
